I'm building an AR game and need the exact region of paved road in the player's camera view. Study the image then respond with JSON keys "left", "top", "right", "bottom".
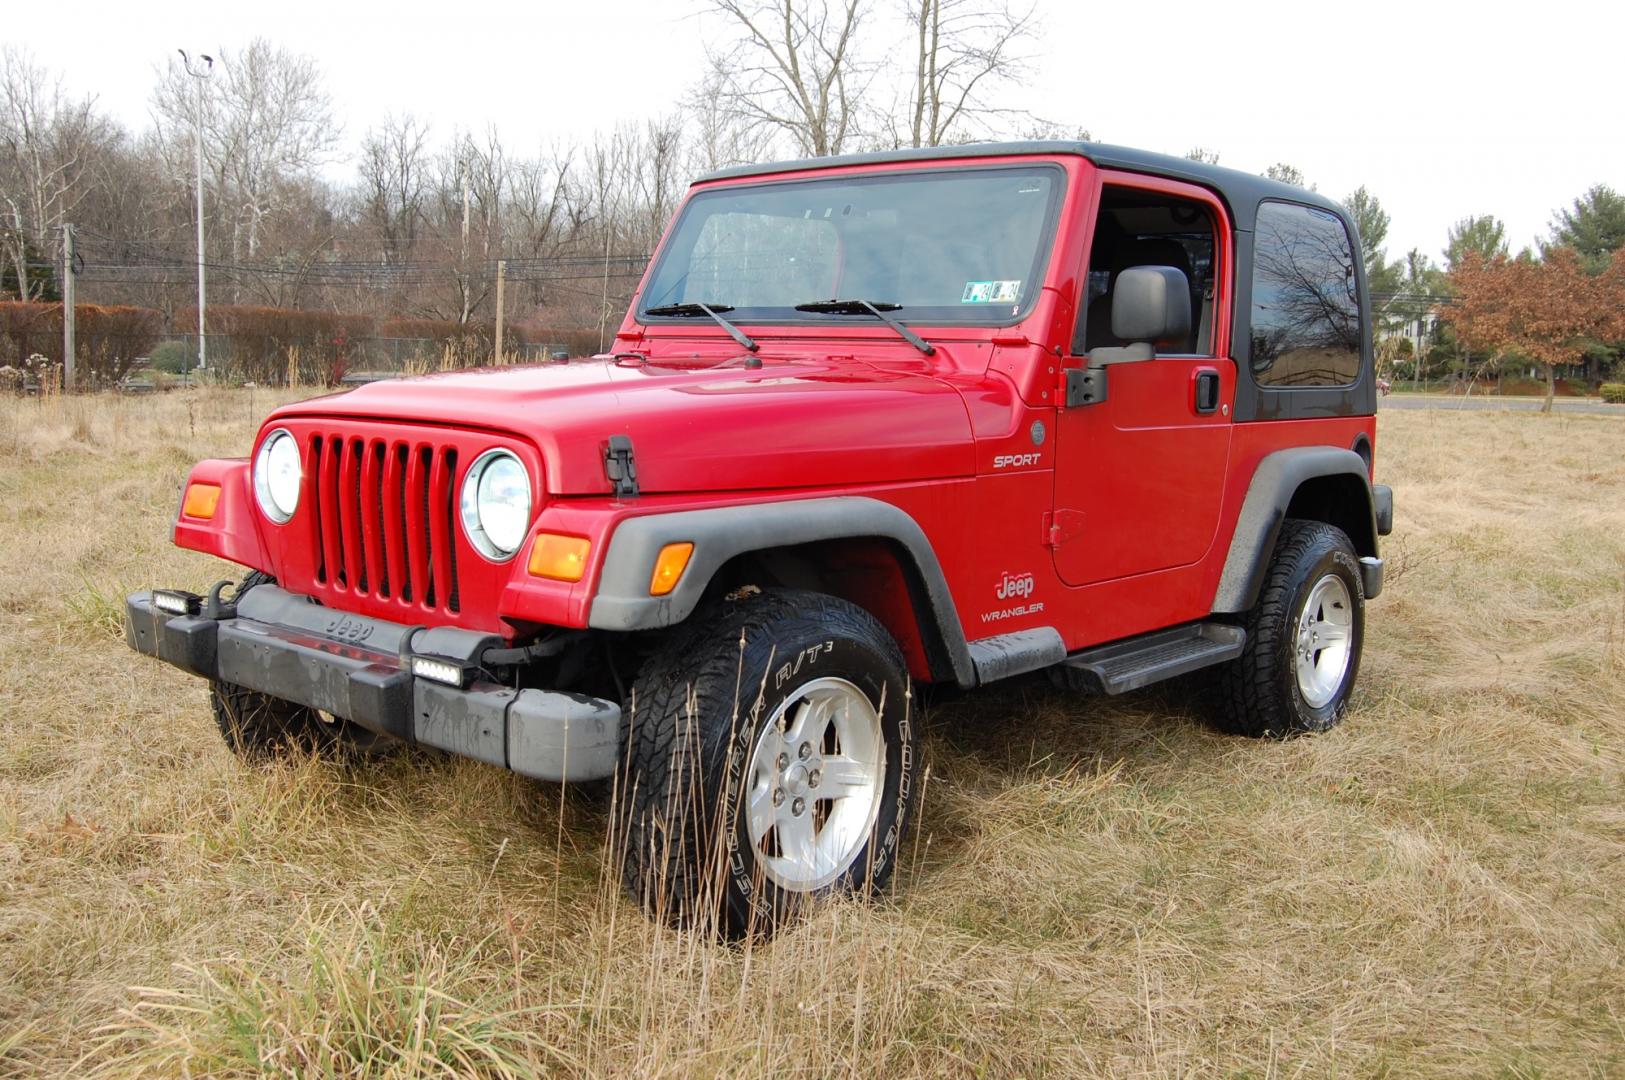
{"left": 1382, "top": 395, "right": 1624, "bottom": 416}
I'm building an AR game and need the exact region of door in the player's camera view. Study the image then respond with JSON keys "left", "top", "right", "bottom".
{"left": 1051, "top": 174, "right": 1235, "bottom": 588}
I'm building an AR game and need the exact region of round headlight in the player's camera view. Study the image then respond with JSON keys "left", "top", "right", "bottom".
{"left": 460, "top": 449, "right": 532, "bottom": 560}
{"left": 253, "top": 429, "right": 301, "bottom": 523}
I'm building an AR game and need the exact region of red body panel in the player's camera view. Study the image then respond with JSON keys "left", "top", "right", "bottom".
{"left": 173, "top": 149, "right": 1378, "bottom": 664}
{"left": 173, "top": 458, "right": 267, "bottom": 571}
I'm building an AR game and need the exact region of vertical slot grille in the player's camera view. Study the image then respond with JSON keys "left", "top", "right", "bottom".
{"left": 308, "top": 434, "right": 461, "bottom": 613}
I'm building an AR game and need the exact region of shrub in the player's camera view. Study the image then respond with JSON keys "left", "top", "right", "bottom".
{"left": 148, "top": 340, "right": 195, "bottom": 374}
{"left": 1601, "top": 383, "right": 1625, "bottom": 404}
{"left": 177, "top": 306, "right": 377, "bottom": 386}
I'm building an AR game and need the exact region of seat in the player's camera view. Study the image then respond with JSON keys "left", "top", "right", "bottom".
{"left": 1086, "top": 238, "right": 1195, "bottom": 352}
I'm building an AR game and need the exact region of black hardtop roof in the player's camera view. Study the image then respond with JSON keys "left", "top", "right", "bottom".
{"left": 695, "top": 140, "right": 1346, "bottom": 231}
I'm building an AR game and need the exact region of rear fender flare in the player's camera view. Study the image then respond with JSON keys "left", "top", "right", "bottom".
{"left": 1212, "top": 447, "right": 1377, "bottom": 613}
{"left": 588, "top": 496, "right": 975, "bottom": 687}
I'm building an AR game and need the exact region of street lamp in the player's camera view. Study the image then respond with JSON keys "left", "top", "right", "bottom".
{"left": 178, "top": 49, "right": 212, "bottom": 380}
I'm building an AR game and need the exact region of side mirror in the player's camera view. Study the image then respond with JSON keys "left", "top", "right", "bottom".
{"left": 1067, "top": 265, "right": 1193, "bottom": 408}
{"left": 1111, "top": 265, "right": 1191, "bottom": 348}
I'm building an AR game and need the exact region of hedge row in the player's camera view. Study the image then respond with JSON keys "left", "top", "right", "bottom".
{"left": 175, "top": 307, "right": 592, "bottom": 384}
{"left": 0, "top": 301, "right": 162, "bottom": 386}
{"left": 3, "top": 302, "right": 602, "bottom": 388}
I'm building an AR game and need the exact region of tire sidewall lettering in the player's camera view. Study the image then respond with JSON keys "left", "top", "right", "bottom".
{"left": 719, "top": 625, "right": 911, "bottom": 915}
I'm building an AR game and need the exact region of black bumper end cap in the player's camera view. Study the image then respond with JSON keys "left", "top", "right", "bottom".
{"left": 125, "top": 591, "right": 218, "bottom": 679}
{"left": 1359, "top": 556, "right": 1384, "bottom": 600}
{"left": 1372, "top": 484, "right": 1394, "bottom": 536}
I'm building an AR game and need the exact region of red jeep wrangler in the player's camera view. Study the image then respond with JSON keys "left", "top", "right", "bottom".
{"left": 127, "top": 141, "right": 1393, "bottom": 934}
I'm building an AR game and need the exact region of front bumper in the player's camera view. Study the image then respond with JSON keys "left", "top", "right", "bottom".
{"left": 124, "top": 584, "right": 619, "bottom": 781}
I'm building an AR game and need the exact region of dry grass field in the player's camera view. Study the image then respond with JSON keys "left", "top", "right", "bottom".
{"left": 1, "top": 388, "right": 1621, "bottom": 1078}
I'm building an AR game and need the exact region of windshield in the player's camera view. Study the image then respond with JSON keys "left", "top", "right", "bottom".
{"left": 638, "top": 165, "right": 1065, "bottom": 326}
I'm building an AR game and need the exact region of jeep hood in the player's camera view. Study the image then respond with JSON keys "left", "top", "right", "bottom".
{"left": 269, "top": 356, "right": 976, "bottom": 495}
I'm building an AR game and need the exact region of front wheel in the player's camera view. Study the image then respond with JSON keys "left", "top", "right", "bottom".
{"left": 1212, "top": 519, "right": 1366, "bottom": 737}
{"left": 621, "top": 589, "right": 917, "bottom": 937}
{"left": 210, "top": 681, "right": 396, "bottom": 763}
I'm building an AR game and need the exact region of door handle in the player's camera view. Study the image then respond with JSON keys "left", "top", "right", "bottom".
{"left": 1194, "top": 369, "right": 1220, "bottom": 414}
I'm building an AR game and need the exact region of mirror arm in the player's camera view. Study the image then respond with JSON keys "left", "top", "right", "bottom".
{"left": 1087, "top": 343, "right": 1156, "bottom": 367}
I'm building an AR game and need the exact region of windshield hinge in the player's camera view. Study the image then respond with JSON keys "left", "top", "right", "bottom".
{"left": 604, "top": 435, "right": 639, "bottom": 498}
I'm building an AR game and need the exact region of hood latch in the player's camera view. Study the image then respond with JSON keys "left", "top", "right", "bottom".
{"left": 604, "top": 435, "right": 639, "bottom": 498}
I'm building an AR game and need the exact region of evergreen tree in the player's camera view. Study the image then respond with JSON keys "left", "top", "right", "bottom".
{"left": 0, "top": 233, "right": 60, "bottom": 301}
{"left": 1550, "top": 185, "right": 1625, "bottom": 273}
{"left": 1342, "top": 186, "right": 1403, "bottom": 299}
{"left": 1444, "top": 215, "right": 1509, "bottom": 272}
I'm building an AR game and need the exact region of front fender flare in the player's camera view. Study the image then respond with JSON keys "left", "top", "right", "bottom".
{"left": 173, "top": 458, "right": 269, "bottom": 572}
{"left": 1212, "top": 447, "right": 1377, "bottom": 613}
{"left": 588, "top": 496, "right": 975, "bottom": 687}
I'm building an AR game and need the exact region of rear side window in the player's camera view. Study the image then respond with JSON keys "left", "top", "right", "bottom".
{"left": 1249, "top": 201, "right": 1361, "bottom": 386}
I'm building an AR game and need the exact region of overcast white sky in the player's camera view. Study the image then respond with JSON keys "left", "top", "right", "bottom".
{"left": 11, "top": 0, "right": 1622, "bottom": 264}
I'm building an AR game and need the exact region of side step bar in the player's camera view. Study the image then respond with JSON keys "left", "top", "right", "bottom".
{"left": 1059, "top": 622, "right": 1245, "bottom": 695}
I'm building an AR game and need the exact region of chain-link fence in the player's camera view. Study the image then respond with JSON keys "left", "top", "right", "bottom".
{"left": 144, "top": 334, "right": 574, "bottom": 387}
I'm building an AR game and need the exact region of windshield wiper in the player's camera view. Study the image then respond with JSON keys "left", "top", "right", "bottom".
{"left": 643, "top": 302, "right": 759, "bottom": 352}
{"left": 793, "top": 299, "right": 935, "bottom": 356}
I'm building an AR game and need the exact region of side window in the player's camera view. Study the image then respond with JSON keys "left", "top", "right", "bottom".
{"left": 1073, "top": 186, "right": 1219, "bottom": 356}
{"left": 1250, "top": 201, "right": 1361, "bottom": 386}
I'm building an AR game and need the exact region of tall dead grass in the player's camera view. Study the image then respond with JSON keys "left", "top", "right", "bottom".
{"left": 0, "top": 393, "right": 1621, "bottom": 1077}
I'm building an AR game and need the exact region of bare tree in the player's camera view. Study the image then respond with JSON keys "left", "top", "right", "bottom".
{"left": 1185, "top": 146, "right": 1220, "bottom": 165}
{"left": 901, "top": 0, "right": 1035, "bottom": 148}
{"left": 1264, "top": 162, "right": 1312, "bottom": 190}
{"left": 628, "top": 116, "right": 687, "bottom": 251}
{"left": 419, "top": 128, "right": 508, "bottom": 323}
{"left": 685, "top": 68, "right": 776, "bottom": 172}
{"left": 153, "top": 39, "right": 337, "bottom": 266}
{"left": 0, "top": 47, "right": 116, "bottom": 299}
{"left": 583, "top": 128, "right": 634, "bottom": 348}
{"left": 507, "top": 146, "right": 580, "bottom": 254}
{"left": 1012, "top": 118, "right": 1091, "bottom": 142}
{"left": 703, "top": 0, "right": 870, "bottom": 157}
{"left": 359, "top": 113, "right": 430, "bottom": 263}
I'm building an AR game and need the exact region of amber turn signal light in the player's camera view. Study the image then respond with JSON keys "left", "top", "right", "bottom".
{"left": 649, "top": 542, "right": 694, "bottom": 596}
{"left": 182, "top": 482, "right": 221, "bottom": 520}
{"left": 527, "top": 533, "right": 590, "bottom": 582}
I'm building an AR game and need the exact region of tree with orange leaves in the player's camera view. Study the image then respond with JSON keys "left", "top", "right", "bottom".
{"left": 1443, "top": 247, "right": 1625, "bottom": 412}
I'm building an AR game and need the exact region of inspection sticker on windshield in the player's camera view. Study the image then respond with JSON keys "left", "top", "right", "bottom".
{"left": 961, "top": 280, "right": 1021, "bottom": 303}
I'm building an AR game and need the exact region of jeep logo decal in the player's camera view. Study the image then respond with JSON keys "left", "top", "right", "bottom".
{"left": 995, "top": 571, "right": 1035, "bottom": 600}
{"left": 324, "top": 614, "right": 374, "bottom": 642}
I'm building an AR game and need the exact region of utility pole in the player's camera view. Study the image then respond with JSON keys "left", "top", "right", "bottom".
{"left": 180, "top": 50, "right": 213, "bottom": 380}
{"left": 494, "top": 259, "right": 507, "bottom": 363}
{"left": 61, "top": 223, "right": 75, "bottom": 390}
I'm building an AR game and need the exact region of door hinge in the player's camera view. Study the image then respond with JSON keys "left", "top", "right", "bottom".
{"left": 1043, "top": 509, "right": 1085, "bottom": 547}
{"left": 604, "top": 434, "right": 638, "bottom": 498}
{"left": 1064, "top": 366, "right": 1108, "bottom": 407}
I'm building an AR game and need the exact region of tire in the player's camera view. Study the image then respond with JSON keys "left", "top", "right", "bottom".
{"left": 1213, "top": 519, "right": 1365, "bottom": 737}
{"left": 209, "top": 681, "right": 397, "bottom": 763}
{"left": 620, "top": 588, "right": 917, "bottom": 938}
{"left": 209, "top": 570, "right": 396, "bottom": 763}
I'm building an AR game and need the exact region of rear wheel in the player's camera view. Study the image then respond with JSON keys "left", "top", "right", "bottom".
{"left": 1213, "top": 519, "right": 1365, "bottom": 737}
{"left": 621, "top": 589, "right": 917, "bottom": 937}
